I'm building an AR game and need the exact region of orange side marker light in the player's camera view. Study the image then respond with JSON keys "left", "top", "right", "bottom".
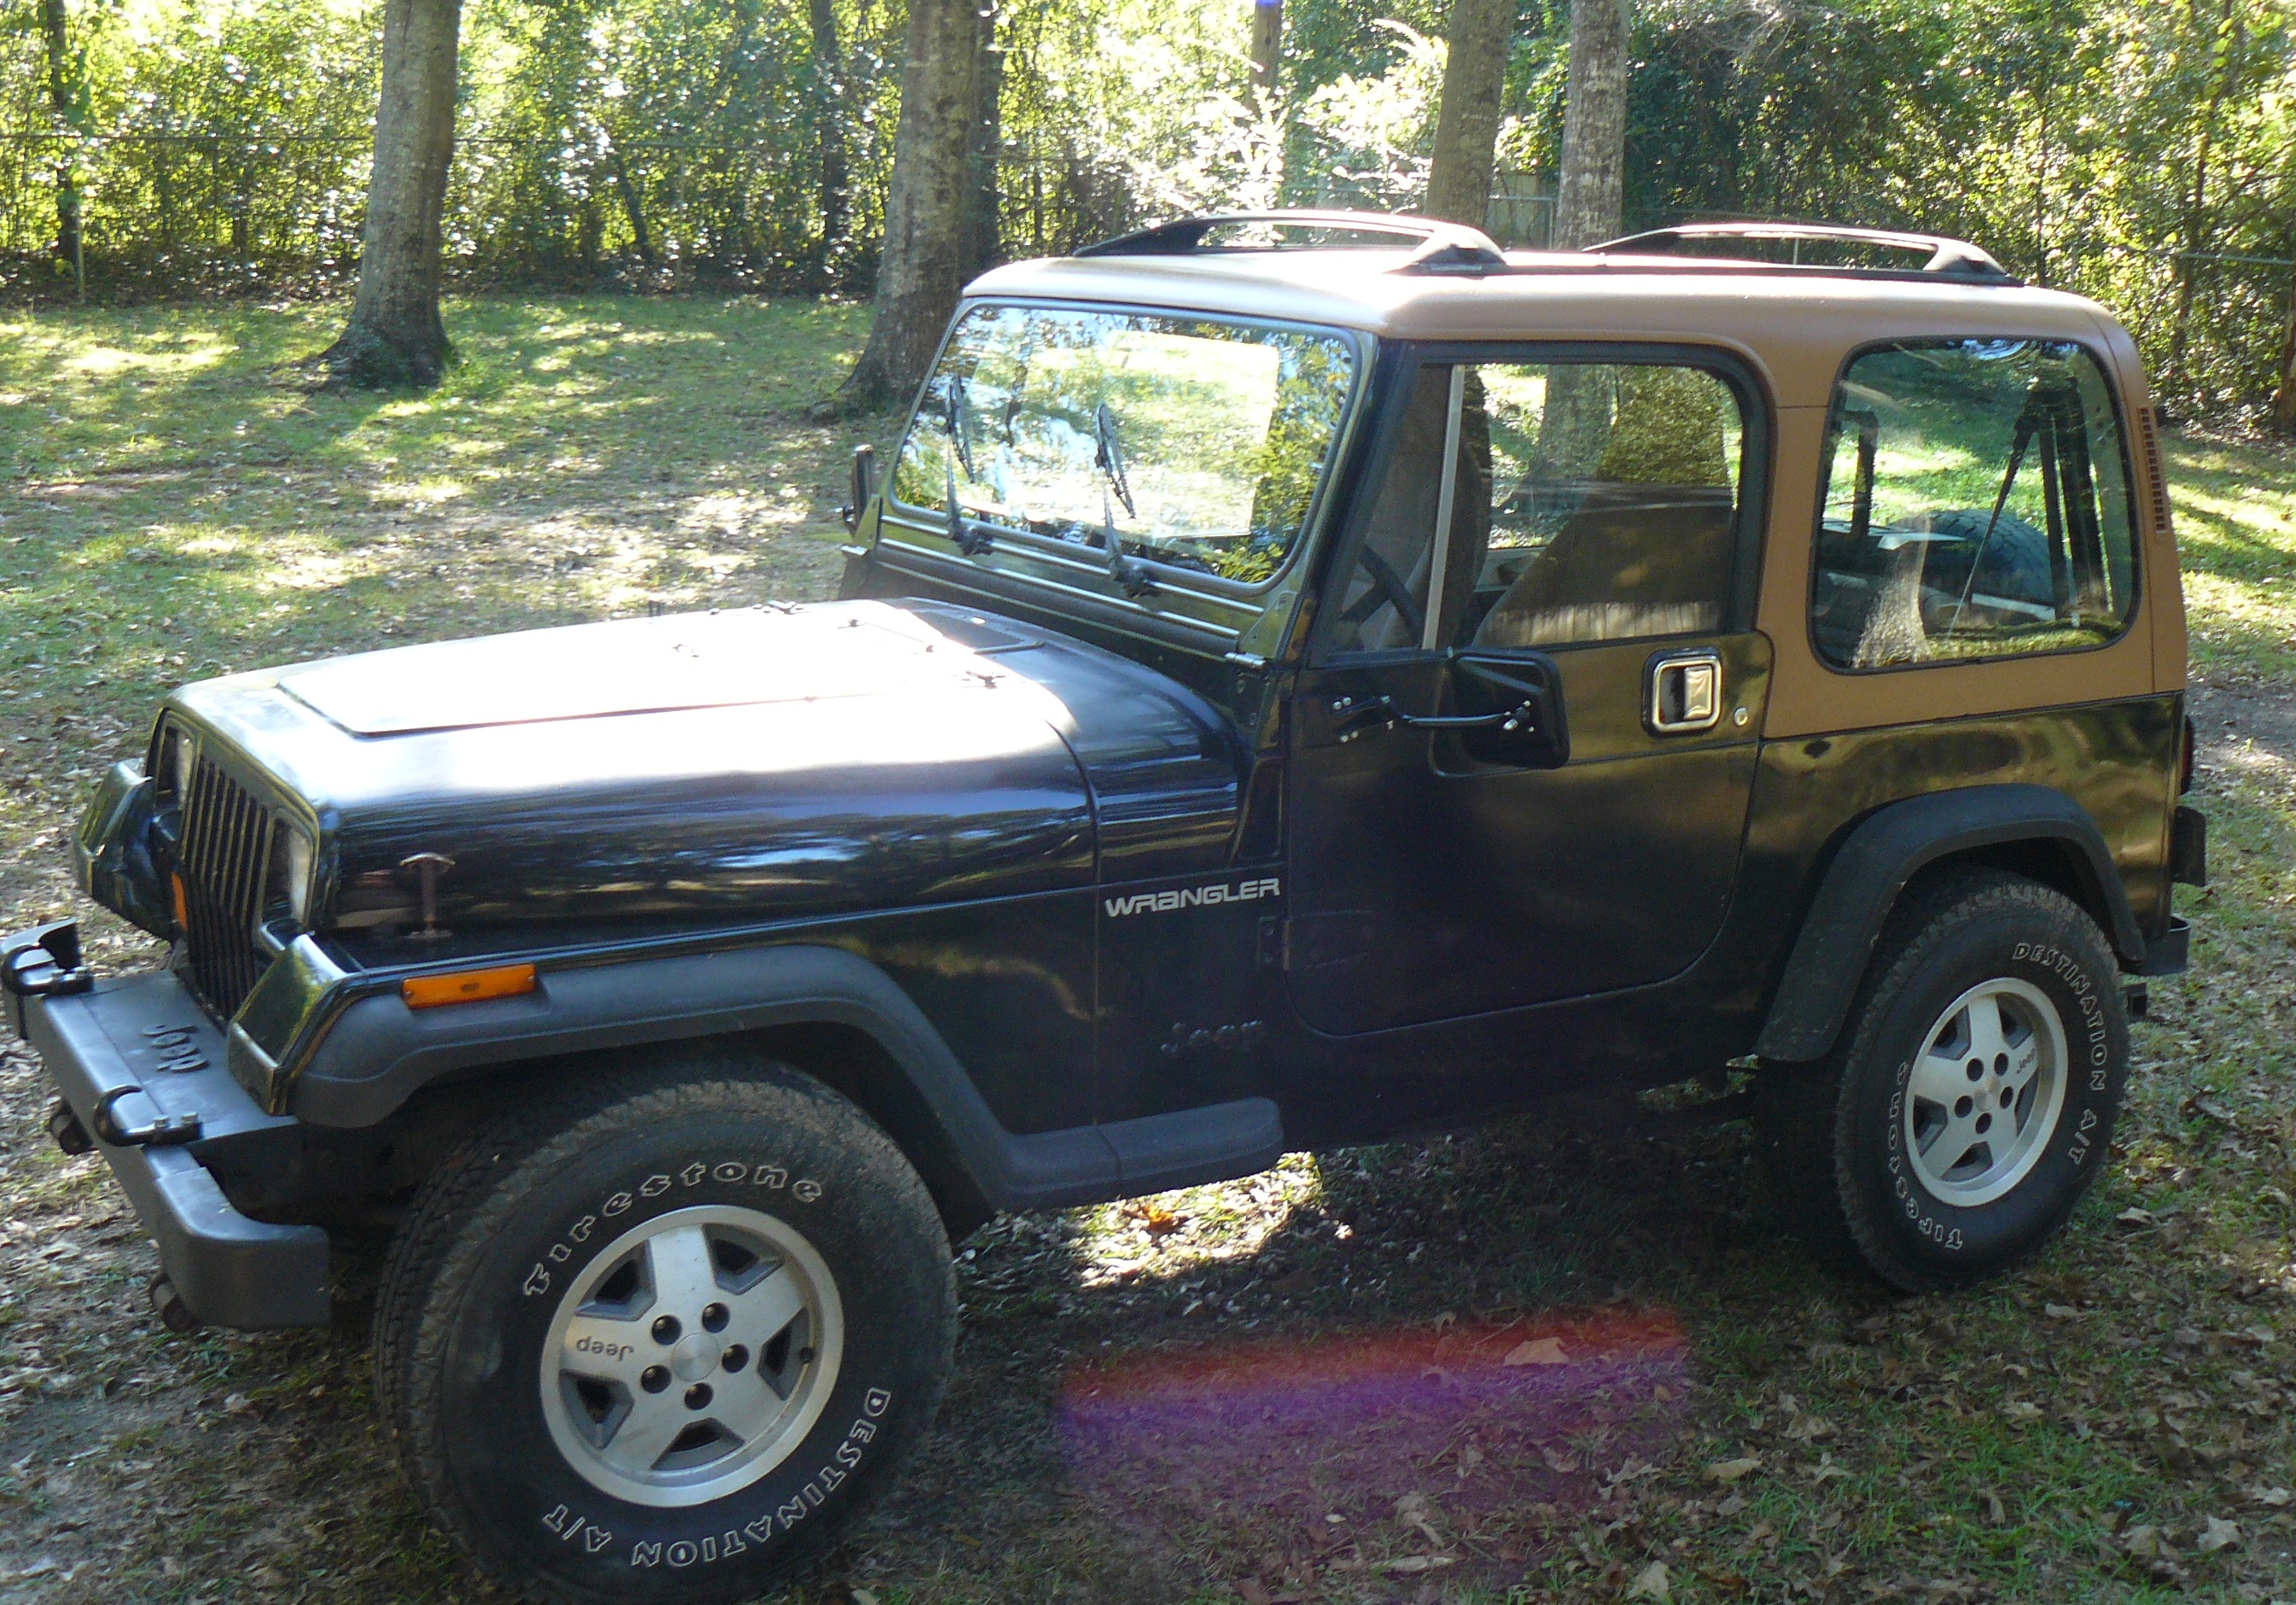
{"left": 171, "top": 873, "right": 189, "bottom": 932}
{"left": 402, "top": 963, "right": 538, "bottom": 1010}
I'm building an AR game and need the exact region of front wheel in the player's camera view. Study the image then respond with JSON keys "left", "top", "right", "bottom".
{"left": 1759, "top": 869, "right": 2130, "bottom": 1292}
{"left": 373, "top": 1054, "right": 956, "bottom": 1604}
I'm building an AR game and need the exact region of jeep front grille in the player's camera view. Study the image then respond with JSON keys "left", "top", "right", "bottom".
{"left": 178, "top": 754, "right": 274, "bottom": 1018}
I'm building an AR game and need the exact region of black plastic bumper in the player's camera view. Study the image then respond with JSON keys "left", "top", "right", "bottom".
{"left": 3, "top": 925, "right": 329, "bottom": 1329}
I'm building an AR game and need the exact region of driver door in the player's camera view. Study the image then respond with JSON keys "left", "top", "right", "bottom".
{"left": 1285, "top": 348, "right": 1773, "bottom": 1034}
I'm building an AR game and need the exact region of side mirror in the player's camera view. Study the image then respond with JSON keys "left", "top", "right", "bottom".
{"left": 842, "top": 444, "right": 877, "bottom": 532}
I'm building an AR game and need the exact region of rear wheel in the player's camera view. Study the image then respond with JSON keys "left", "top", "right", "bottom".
{"left": 374, "top": 1053, "right": 955, "bottom": 1604}
{"left": 1759, "top": 870, "right": 2128, "bottom": 1292}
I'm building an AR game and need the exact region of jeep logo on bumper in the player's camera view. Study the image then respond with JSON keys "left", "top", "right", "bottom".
{"left": 1104, "top": 877, "right": 1281, "bottom": 919}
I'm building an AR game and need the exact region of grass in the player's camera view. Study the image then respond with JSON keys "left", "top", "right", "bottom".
{"left": 0, "top": 300, "right": 2292, "bottom": 1604}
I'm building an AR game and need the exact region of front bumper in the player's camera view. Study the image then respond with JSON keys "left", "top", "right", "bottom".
{"left": 3, "top": 923, "right": 329, "bottom": 1329}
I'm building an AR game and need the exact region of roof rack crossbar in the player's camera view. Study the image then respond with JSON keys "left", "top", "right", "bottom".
{"left": 1587, "top": 221, "right": 2015, "bottom": 282}
{"left": 1077, "top": 209, "right": 1507, "bottom": 275}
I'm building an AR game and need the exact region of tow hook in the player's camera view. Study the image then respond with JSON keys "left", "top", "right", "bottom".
{"left": 1, "top": 921, "right": 95, "bottom": 1001}
{"left": 90, "top": 1084, "right": 202, "bottom": 1148}
{"left": 45, "top": 1100, "right": 93, "bottom": 1156}
{"left": 147, "top": 1275, "right": 199, "bottom": 1334}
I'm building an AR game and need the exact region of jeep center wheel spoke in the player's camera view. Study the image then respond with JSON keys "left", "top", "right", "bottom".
{"left": 1901, "top": 977, "right": 2070, "bottom": 1209}
{"left": 539, "top": 1203, "right": 846, "bottom": 1509}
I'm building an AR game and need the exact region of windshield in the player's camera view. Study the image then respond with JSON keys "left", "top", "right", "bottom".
{"left": 889, "top": 304, "right": 1359, "bottom": 585}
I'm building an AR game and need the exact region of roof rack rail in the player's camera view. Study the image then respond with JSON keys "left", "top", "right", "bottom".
{"left": 1077, "top": 210, "right": 1507, "bottom": 275}
{"left": 1588, "top": 222, "right": 2017, "bottom": 283}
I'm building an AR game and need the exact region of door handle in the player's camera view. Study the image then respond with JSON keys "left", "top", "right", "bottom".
{"left": 1646, "top": 650, "right": 1724, "bottom": 735}
{"left": 1330, "top": 694, "right": 1541, "bottom": 742}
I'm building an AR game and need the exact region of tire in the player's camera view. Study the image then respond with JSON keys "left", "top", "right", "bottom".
{"left": 373, "top": 1052, "right": 956, "bottom": 1604}
{"left": 1758, "top": 869, "right": 2129, "bottom": 1293}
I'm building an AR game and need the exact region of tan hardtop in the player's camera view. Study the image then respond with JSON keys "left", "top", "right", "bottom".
{"left": 964, "top": 250, "right": 2128, "bottom": 411}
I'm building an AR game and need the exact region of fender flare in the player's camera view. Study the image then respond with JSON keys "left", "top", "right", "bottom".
{"left": 1753, "top": 785, "right": 2147, "bottom": 1065}
{"left": 289, "top": 943, "right": 1279, "bottom": 1213}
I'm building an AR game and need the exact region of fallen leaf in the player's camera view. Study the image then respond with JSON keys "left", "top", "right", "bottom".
{"left": 2121, "top": 1524, "right": 2165, "bottom": 1559}
{"left": 2247, "top": 1486, "right": 2292, "bottom": 1507}
{"left": 1376, "top": 1555, "right": 1454, "bottom": 1573}
{"left": 1808, "top": 1453, "right": 1848, "bottom": 1484}
{"left": 1705, "top": 1456, "right": 1761, "bottom": 1484}
{"left": 1505, "top": 1337, "right": 1570, "bottom": 1367}
{"left": 2196, "top": 1516, "right": 2241, "bottom": 1553}
{"left": 2114, "top": 1206, "right": 2156, "bottom": 1228}
{"left": 1235, "top": 1579, "right": 1272, "bottom": 1605}
{"left": 1541, "top": 1445, "right": 1580, "bottom": 1474}
{"left": 2043, "top": 1304, "right": 2080, "bottom": 1319}
{"left": 1269, "top": 1269, "right": 1315, "bottom": 1298}
{"left": 849, "top": 1591, "right": 881, "bottom": 1605}
{"left": 1626, "top": 1559, "right": 1671, "bottom": 1602}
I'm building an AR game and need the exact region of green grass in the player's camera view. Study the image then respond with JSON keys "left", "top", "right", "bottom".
{"left": 0, "top": 301, "right": 2293, "bottom": 1604}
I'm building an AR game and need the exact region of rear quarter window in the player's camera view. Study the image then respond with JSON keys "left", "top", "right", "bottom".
{"left": 1810, "top": 338, "right": 2138, "bottom": 672}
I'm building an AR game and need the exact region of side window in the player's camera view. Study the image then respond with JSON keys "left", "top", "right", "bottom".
{"left": 1811, "top": 340, "right": 2137, "bottom": 670}
{"left": 1324, "top": 358, "right": 1748, "bottom": 656}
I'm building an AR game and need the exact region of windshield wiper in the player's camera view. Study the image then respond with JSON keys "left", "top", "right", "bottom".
{"left": 1089, "top": 401, "right": 1151, "bottom": 597}
{"left": 944, "top": 374, "right": 976, "bottom": 480}
{"left": 1092, "top": 401, "right": 1136, "bottom": 519}
{"left": 947, "top": 457, "right": 992, "bottom": 557}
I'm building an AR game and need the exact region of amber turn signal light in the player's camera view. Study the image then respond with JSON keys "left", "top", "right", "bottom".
{"left": 170, "top": 873, "right": 189, "bottom": 932}
{"left": 402, "top": 963, "right": 537, "bottom": 1010}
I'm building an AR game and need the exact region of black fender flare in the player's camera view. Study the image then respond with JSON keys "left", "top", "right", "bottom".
{"left": 289, "top": 943, "right": 1279, "bottom": 1213}
{"left": 1753, "top": 785, "right": 2147, "bottom": 1065}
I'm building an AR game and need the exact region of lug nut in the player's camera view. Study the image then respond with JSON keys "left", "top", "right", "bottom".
{"left": 685, "top": 1383, "right": 713, "bottom": 1410}
{"left": 702, "top": 1302, "right": 729, "bottom": 1334}
{"left": 651, "top": 1315, "right": 681, "bottom": 1345}
{"left": 640, "top": 1365, "right": 670, "bottom": 1394}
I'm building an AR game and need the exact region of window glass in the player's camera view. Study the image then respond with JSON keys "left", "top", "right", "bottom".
{"left": 889, "top": 304, "right": 1356, "bottom": 585}
{"left": 1811, "top": 340, "right": 2136, "bottom": 669}
{"left": 1324, "top": 359, "right": 1747, "bottom": 655}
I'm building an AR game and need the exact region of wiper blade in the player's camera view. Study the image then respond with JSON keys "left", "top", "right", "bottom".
{"left": 1103, "top": 487, "right": 1154, "bottom": 599}
{"left": 1092, "top": 401, "right": 1136, "bottom": 519}
{"left": 944, "top": 374, "right": 976, "bottom": 480}
{"left": 947, "top": 457, "right": 992, "bottom": 557}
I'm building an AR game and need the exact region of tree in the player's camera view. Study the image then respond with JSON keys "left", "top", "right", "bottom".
{"left": 1250, "top": 0, "right": 1283, "bottom": 102}
{"left": 839, "top": 0, "right": 984, "bottom": 410}
{"left": 1553, "top": 0, "right": 1628, "bottom": 248}
{"left": 807, "top": 0, "right": 848, "bottom": 290}
{"left": 39, "top": 0, "right": 82, "bottom": 282}
{"left": 1423, "top": 0, "right": 1513, "bottom": 227}
{"left": 320, "top": 0, "right": 463, "bottom": 388}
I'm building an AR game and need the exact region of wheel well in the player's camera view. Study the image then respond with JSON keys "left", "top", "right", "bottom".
{"left": 745, "top": 1021, "right": 996, "bottom": 1241}
{"left": 1908, "top": 838, "right": 2117, "bottom": 944}
{"left": 369, "top": 1024, "right": 995, "bottom": 1244}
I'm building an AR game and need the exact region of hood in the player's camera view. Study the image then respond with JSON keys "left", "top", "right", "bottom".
{"left": 165, "top": 601, "right": 1244, "bottom": 957}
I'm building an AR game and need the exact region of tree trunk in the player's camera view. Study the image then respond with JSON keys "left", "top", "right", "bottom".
{"left": 838, "top": 0, "right": 981, "bottom": 411}
{"left": 321, "top": 0, "right": 462, "bottom": 388}
{"left": 963, "top": 5, "right": 1003, "bottom": 280}
{"left": 1552, "top": 0, "right": 1628, "bottom": 249}
{"left": 807, "top": 0, "right": 848, "bottom": 290}
{"left": 2271, "top": 258, "right": 2296, "bottom": 434}
{"left": 1424, "top": 0, "right": 1514, "bottom": 228}
{"left": 1250, "top": 0, "right": 1283, "bottom": 102}
{"left": 40, "top": 0, "right": 80, "bottom": 274}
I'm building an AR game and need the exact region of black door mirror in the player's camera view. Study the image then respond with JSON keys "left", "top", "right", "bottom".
{"left": 842, "top": 444, "right": 877, "bottom": 532}
{"left": 1448, "top": 651, "right": 1569, "bottom": 768}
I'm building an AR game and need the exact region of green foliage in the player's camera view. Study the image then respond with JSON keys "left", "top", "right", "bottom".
{"left": 1, "top": 0, "right": 2293, "bottom": 411}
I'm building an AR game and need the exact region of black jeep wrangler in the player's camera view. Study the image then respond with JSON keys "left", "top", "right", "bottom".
{"left": 5, "top": 214, "right": 2205, "bottom": 1603}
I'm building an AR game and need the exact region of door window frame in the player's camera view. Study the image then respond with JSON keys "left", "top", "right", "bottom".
{"left": 1305, "top": 340, "right": 1775, "bottom": 667}
{"left": 1805, "top": 334, "right": 2144, "bottom": 678}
